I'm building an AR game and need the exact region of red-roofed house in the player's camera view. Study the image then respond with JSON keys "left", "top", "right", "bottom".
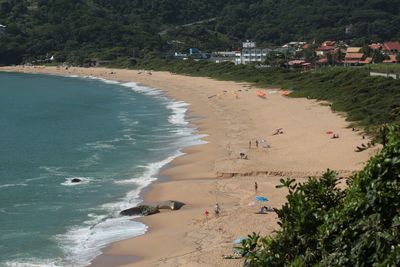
{"left": 369, "top": 43, "right": 382, "bottom": 50}
{"left": 383, "top": 55, "right": 398, "bottom": 63}
{"left": 344, "top": 52, "right": 366, "bottom": 65}
{"left": 322, "top": 40, "right": 336, "bottom": 46}
{"left": 315, "top": 45, "right": 336, "bottom": 56}
{"left": 288, "top": 60, "right": 313, "bottom": 70}
{"left": 318, "top": 58, "right": 328, "bottom": 64}
{"left": 383, "top": 42, "right": 400, "bottom": 54}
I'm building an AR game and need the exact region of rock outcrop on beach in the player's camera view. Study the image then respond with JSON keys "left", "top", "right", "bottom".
{"left": 156, "top": 200, "right": 185, "bottom": 210}
{"left": 120, "top": 205, "right": 159, "bottom": 216}
{"left": 119, "top": 201, "right": 185, "bottom": 216}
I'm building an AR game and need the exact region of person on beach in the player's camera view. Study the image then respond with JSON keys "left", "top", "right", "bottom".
{"left": 255, "top": 182, "right": 258, "bottom": 194}
{"left": 214, "top": 203, "right": 220, "bottom": 217}
{"left": 255, "top": 140, "right": 259, "bottom": 148}
{"left": 249, "top": 140, "right": 251, "bottom": 149}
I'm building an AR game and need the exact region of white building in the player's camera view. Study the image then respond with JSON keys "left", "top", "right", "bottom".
{"left": 237, "top": 41, "right": 272, "bottom": 64}
{"left": 243, "top": 40, "right": 256, "bottom": 48}
{"left": 240, "top": 47, "right": 271, "bottom": 64}
{"left": 211, "top": 40, "right": 272, "bottom": 65}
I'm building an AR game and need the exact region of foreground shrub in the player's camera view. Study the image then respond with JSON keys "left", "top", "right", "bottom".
{"left": 241, "top": 125, "right": 400, "bottom": 266}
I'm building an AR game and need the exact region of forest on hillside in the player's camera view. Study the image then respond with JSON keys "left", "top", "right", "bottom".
{"left": 0, "top": 0, "right": 399, "bottom": 64}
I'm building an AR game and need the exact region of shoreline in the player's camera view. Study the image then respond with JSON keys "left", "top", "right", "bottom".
{"left": 0, "top": 66, "right": 377, "bottom": 267}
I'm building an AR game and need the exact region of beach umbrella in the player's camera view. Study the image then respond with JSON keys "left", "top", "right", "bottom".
{"left": 255, "top": 196, "right": 269, "bottom": 208}
{"left": 255, "top": 196, "right": 268, "bottom": 202}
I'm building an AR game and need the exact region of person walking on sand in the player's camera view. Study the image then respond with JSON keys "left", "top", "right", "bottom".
{"left": 214, "top": 203, "right": 220, "bottom": 217}
{"left": 254, "top": 182, "right": 258, "bottom": 194}
{"left": 249, "top": 140, "right": 251, "bottom": 149}
{"left": 255, "top": 140, "right": 259, "bottom": 148}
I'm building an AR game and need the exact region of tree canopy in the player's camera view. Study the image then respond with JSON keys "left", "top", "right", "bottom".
{"left": 0, "top": 0, "right": 399, "bottom": 64}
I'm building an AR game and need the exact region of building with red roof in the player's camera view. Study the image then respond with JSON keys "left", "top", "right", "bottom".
{"left": 369, "top": 43, "right": 382, "bottom": 50}
{"left": 344, "top": 52, "right": 366, "bottom": 65}
{"left": 383, "top": 55, "right": 398, "bottom": 63}
{"left": 315, "top": 45, "right": 336, "bottom": 56}
{"left": 383, "top": 42, "right": 400, "bottom": 54}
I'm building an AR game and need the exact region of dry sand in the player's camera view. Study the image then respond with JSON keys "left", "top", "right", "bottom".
{"left": 0, "top": 66, "right": 378, "bottom": 266}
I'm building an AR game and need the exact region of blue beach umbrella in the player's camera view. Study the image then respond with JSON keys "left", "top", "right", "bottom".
{"left": 255, "top": 196, "right": 268, "bottom": 202}
{"left": 255, "top": 196, "right": 269, "bottom": 208}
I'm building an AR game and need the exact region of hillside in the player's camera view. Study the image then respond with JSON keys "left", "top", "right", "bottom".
{"left": 0, "top": 0, "right": 399, "bottom": 64}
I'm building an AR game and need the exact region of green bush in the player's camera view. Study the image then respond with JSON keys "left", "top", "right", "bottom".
{"left": 240, "top": 125, "right": 400, "bottom": 267}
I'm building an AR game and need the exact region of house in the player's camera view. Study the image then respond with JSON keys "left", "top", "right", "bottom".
{"left": 383, "top": 55, "right": 398, "bottom": 64}
{"left": 288, "top": 60, "right": 312, "bottom": 69}
{"left": 343, "top": 47, "right": 366, "bottom": 65}
{"left": 288, "top": 60, "right": 306, "bottom": 67}
{"left": 274, "top": 46, "right": 296, "bottom": 55}
{"left": 369, "top": 43, "right": 382, "bottom": 50}
{"left": 315, "top": 45, "right": 336, "bottom": 56}
{"left": 322, "top": 40, "right": 336, "bottom": 47}
{"left": 174, "top": 52, "right": 188, "bottom": 59}
{"left": 318, "top": 58, "right": 329, "bottom": 64}
{"left": 210, "top": 51, "right": 238, "bottom": 64}
{"left": 187, "top": 48, "right": 209, "bottom": 59}
{"left": 383, "top": 42, "right": 400, "bottom": 54}
{"left": 241, "top": 47, "right": 272, "bottom": 64}
{"left": 344, "top": 53, "right": 366, "bottom": 65}
{"left": 316, "top": 45, "right": 341, "bottom": 65}
{"left": 237, "top": 41, "right": 272, "bottom": 65}
{"left": 346, "top": 47, "right": 362, "bottom": 53}
{"left": 284, "top": 41, "right": 307, "bottom": 52}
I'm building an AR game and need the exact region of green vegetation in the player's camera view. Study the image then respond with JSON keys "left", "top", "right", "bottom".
{"left": 135, "top": 59, "right": 400, "bottom": 132}
{"left": 367, "top": 63, "right": 400, "bottom": 74}
{"left": 1, "top": 0, "right": 400, "bottom": 65}
{"left": 238, "top": 125, "right": 400, "bottom": 266}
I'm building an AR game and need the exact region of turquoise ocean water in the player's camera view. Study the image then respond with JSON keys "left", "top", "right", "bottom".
{"left": 0, "top": 72, "right": 204, "bottom": 266}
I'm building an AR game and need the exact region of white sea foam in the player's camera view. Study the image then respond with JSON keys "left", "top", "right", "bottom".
{"left": 166, "top": 101, "right": 190, "bottom": 125}
{"left": 120, "top": 82, "right": 162, "bottom": 96}
{"left": 85, "top": 141, "right": 116, "bottom": 150}
{"left": 115, "top": 150, "right": 184, "bottom": 186}
{"left": 51, "top": 74, "right": 208, "bottom": 266}
{"left": 0, "top": 183, "right": 28, "bottom": 189}
{"left": 61, "top": 177, "right": 92, "bottom": 186}
{"left": 55, "top": 215, "right": 147, "bottom": 267}
{"left": 5, "top": 260, "right": 61, "bottom": 267}
{"left": 83, "top": 75, "right": 121, "bottom": 85}
{"left": 54, "top": 151, "right": 183, "bottom": 266}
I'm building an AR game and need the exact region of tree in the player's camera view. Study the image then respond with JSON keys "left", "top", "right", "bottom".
{"left": 241, "top": 125, "right": 400, "bottom": 267}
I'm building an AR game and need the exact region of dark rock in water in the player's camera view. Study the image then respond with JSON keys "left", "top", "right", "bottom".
{"left": 120, "top": 205, "right": 159, "bottom": 216}
{"left": 157, "top": 200, "right": 185, "bottom": 210}
{"left": 71, "top": 178, "right": 82, "bottom": 183}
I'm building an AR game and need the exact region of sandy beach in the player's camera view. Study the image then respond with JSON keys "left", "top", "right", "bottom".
{"left": 0, "top": 66, "right": 378, "bottom": 266}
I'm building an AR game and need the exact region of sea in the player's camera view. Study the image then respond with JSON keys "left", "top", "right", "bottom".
{"left": 0, "top": 72, "right": 205, "bottom": 267}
